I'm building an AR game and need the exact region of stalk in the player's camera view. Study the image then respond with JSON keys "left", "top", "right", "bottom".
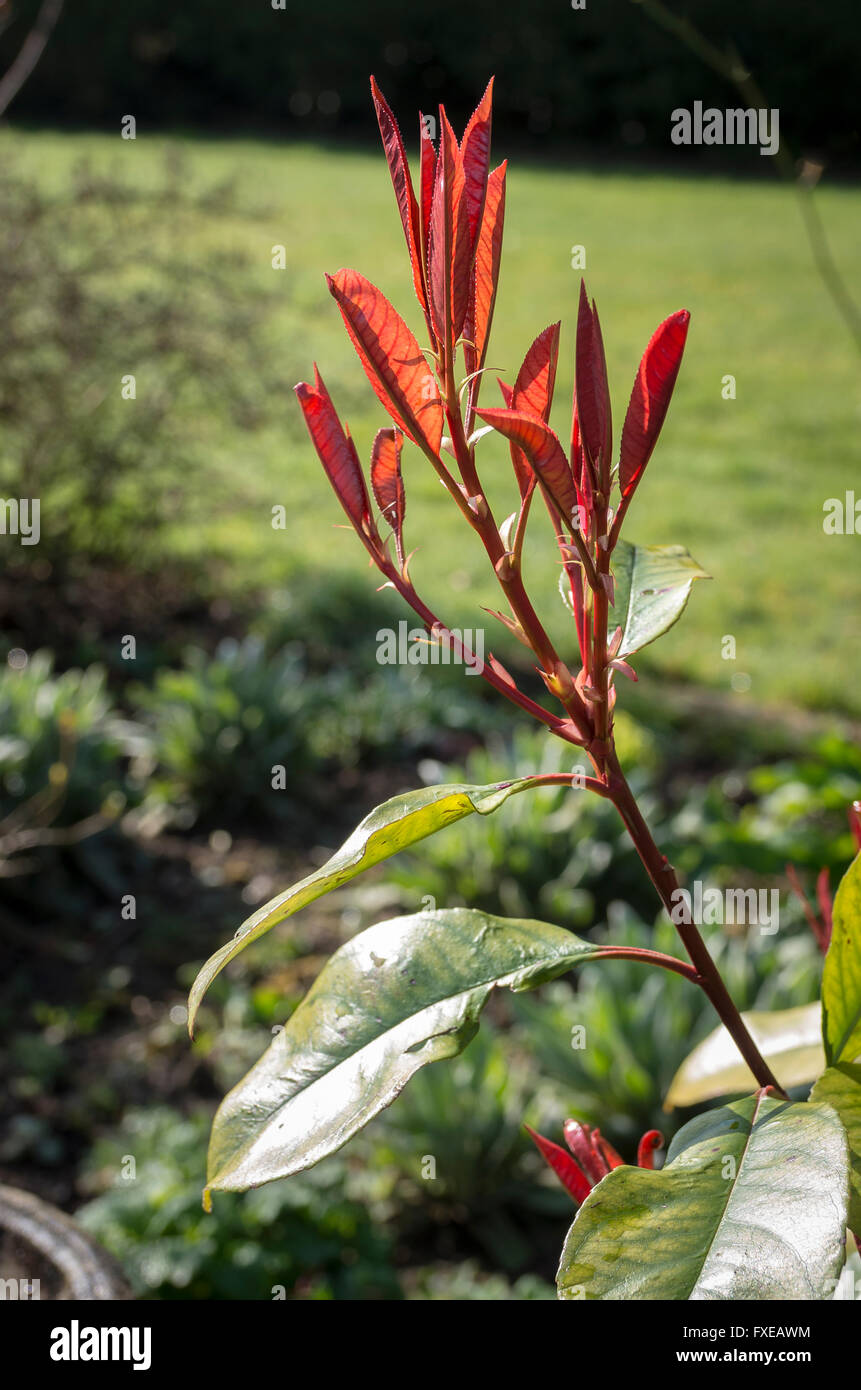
{"left": 603, "top": 746, "right": 785, "bottom": 1095}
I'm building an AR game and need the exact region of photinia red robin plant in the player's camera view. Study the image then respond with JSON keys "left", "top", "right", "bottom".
{"left": 189, "top": 78, "right": 861, "bottom": 1300}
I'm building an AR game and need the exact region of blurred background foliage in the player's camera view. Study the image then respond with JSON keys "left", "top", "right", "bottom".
{"left": 0, "top": 0, "right": 859, "bottom": 1300}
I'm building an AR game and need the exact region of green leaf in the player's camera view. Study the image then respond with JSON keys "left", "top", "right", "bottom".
{"left": 204, "top": 907, "right": 601, "bottom": 1201}
{"left": 609, "top": 539, "right": 709, "bottom": 659}
{"left": 822, "top": 852, "right": 861, "bottom": 1065}
{"left": 188, "top": 778, "right": 538, "bottom": 1032}
{"left": 811, "top": 1064, "right": 861, "bottom": 1237}
{"left": 664, "top": 1002, "right": 825, "bottom": 1109}
{"left": 557, "top": 1092, "right": 848, "bottom": 1300}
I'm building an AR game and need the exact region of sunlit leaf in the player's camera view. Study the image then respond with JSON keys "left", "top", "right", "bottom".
{"left": 822, "top": 852, "right": 861, "bottom": 1065}
{"left": 205, "top": 907, "right": 602, "bottom": 1200}
{"left": 619, "top": 309, "right": 690, "bottom": 497}
{"left": 558, "top": 1092, "right": 848, "bottom": 1300}
{"left": 575, "top": 281, "right": 611, "bottom": 472}
{"left": 477, "top": 407, "right": 577, "bottom": 523}
{"left": 188, "top": 778, "right": 538, "bottom": 1032}
{"left": 811, "top": 1063, "right": 861, "bottom": 1237}
{"left": 665, "top": 1002, "right": 824, "bottom": 1109}
{"left": 294, "top": 368, "right": 372, "bottom": 530}
{"left": 326, "top": 268, "right": 443, "bottom": 454}
{"left": 370, "top": 76, "right": 426, "bottom": 314}
{"left": 370, "top": 426, "right": 406, "bottom": 563}
{"left": 609, "top": 539, "right": 709, "bottom": 659}
{"left": 464, "top": 162, "right": 506, "bottom": 377}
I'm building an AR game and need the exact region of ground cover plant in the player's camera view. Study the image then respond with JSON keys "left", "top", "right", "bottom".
{"left": 188, "top": 78, "right": 861, "bottom": 1299}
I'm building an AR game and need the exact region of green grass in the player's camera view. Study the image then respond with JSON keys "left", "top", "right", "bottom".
{"left": 10, "top": 127, "right": 861, "bottom": 713}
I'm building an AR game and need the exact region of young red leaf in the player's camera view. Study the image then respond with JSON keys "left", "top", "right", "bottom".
{"left": 637, "top": 1130, "right": 664, "bottom": 1170}
{"left": 327, "top": 268, "right": 443, "bottom": 455}
{"left": 295, "top": 366, "right": 373, "bottom": 533}
{"left": 459, "top": 77, "right": 493, "bottom": 253}
{"left": 849, "top": 801, "right": 861, "bottom": 851}
{"left": 418, "top": 112, "right": 436, "bottom": 266}
{"left": 498, "top": 323, "right": 561, "bottom": 498}
{"left": 525, "top": 1125, "right": 592, "bottom": 1204}
{"left": 594, "top": 1130, "right": 626, "bottom": 1171}
{"left": 449, "top": 144, "right": 473, "bottom": 345}
{"left": 513, "top": 321, "right": 560, "bottom": 422}
{"left": 496, "top": 378, "right": 531, "bottom": 500}
{"left": 437, "top": 80, "right": 494, "bottom": 347}
{"left": 569, "top": 399, "right": 593, "bottom": 536}
{"left": 370, "top": 426, "right": 406, "bottom": 566}
{"left": 427, "top": 110, "right": 459, "bottom": 352}
{"left": 562, "top": 1119, "right": 611, "bottom": 1185}
{"left": 575, "top": 280, "right": 612, "bottom": 480}
{"left": 477, "top": 407, "right": 578, "bottom": 524}
{"left": 464, "top": 162, "right": 506, "bottom": 378}
{"left": 619, "top": 309, "right": 690, "bottom": 498}
{"left": 370, "top": 77, "right": 426, "bottom": 315}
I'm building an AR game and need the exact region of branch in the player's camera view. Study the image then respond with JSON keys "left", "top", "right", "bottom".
{"left": 630, "top": 0, "right": 861, "bottom": 355}
{"left": 0, "top": 0, "right": 65, "bottom": 120}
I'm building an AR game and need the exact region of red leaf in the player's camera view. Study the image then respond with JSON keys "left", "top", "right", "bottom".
{"left": 496, "top": 378, "right": 531, "bottom": 499}
{"left": 427, "top": 110, "right": 458, "bottom": 351}
{"left": 294, "top": 366, "right": 372, "bottom": 531}
{"left": 636, "top": 1130, "right": 664, "bottom": 1170}
{"left": 594, "top": 1131, "right": 626, "bottom": 1170}
{"left": 464, "top": 162, "right": 506, "bottom": 377}
{"left": 525, "top": 1126, "right": 592, "bottom": 1204}
{"left": 500, "top": 323, "right": 560, "bottom": 498}
{"left": 370, "top": 426, "right": 406, "bottom": 565}
{"left": 437, "top": 80, "right": 494, "bottom": 348}
{"left": 619, "top": 309, "right": 690, "bottom": 497}
{"left": 562, "top": 1120, "right": 611, "bottom": 1185}
{"left": 418, "top": 112, "right": 437, "bottom": 266}
{"left": 575, "top": 280, "right": 612, "bottom": 479}
{"left": 459, "top": 78, "right": 494, "bottom": 249}
{"left": 449, "top": 145, "right": 473, "bottom": 345}
{"left": 370, "top": 77, "right": 426, "bottom": 314}
{"left": 570, "top": 402, "right": 592, "bottom": 521}
{"left": 477, "top": 407, "right": 578, "bottom": 523}
{"left": 327, "top": 268, "right": 443, "bottom": 455}
{"left": 850, "top": 801, "right": 861, "bottom": 852}
{"left": 513, "top": 321, "right": 560, "bottom": 422}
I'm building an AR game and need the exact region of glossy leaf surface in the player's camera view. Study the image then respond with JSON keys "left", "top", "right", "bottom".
{"left": 822, "top": 853, "right": 861, "bottom": 1065}
{"left": 188, "top": 779, "right": 536, "bottom": 1032}
{"left": 665, "top": 1003, "right": 824, "bottom": 1109}
{"left": 327, "top": 268, "right": 443, "bottom": 453}
{"left": 206, "top": 908, "right": 601, "bottom": 1199}
{"left": 558, "top": 1092, "right": 848, "bottom": 1300}
{"left": 811, "top": 1063, "right": 861, "bottom": 1237}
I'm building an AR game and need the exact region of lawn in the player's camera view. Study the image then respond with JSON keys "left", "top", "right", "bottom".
{"left": 10, "top": 127, "right": 861, "bottom": 714}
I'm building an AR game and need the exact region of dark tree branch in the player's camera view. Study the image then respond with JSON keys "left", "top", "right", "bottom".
{"left": 0, "top": 0, "right": 64, "bottom": 119}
